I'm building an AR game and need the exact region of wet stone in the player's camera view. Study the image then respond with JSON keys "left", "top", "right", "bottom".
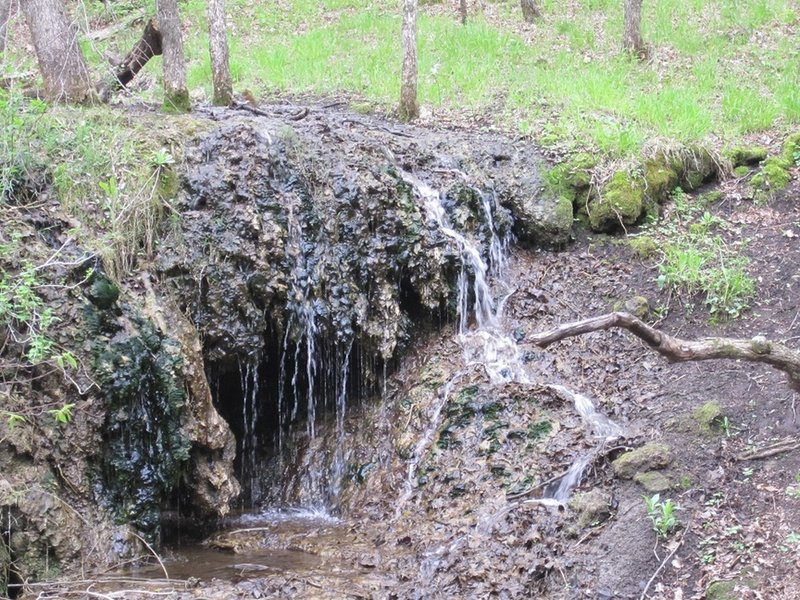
{"left": 611, "top": 443, "right": 673, "bottom": 479}
{"left": 633, "top": 471, "right": 673, "bottom": 492}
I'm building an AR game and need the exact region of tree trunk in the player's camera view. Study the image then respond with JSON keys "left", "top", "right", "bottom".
{"left": 520, "top": 0, "right": 540, "bottom": 23}
{"left": 399, "top": 0, "right": 418, "bottom": 121}
{"left": 530, "top": 311, "right": 800, "bottom": 392}
{"left": 156, "top": 0, "right": 189, "bottom": 112}
{"left": 97, "top": 18, "right": 163, "bottom": 101}
{"left": 0, "top": 0, "right": 12, "bottom": 56}
{"left": 459, "top": 0, "right": 467, "bottom": 25}
{"left": 207, "top": 0, "right": 233, "bottom": 106}
{"left": 21, "top": 0, "right": 92, "bottom": 102}
{"left": 623, "top": 0, "right": 646, "bottom": 57}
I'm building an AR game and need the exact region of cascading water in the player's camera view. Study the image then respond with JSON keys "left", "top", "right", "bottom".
{"left": 399, "top": 171, "right": 622, "bottom": 507}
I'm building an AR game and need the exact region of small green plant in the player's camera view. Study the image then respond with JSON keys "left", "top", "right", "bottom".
{"left": 48, "top": 403, "right": 76, "bottom": 425}
{"left": 645, "top": 493, "right": 681, "bottom": 538}
{"left": 3, "top": 411, "right": 27, "bottom": 430}
{"left": 785, "top": 473, "right": 800, "bottom": 499}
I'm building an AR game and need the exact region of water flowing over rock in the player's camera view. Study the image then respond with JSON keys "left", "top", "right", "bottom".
{"left": 156, "top": 108, "right": 567, "bottom": 507}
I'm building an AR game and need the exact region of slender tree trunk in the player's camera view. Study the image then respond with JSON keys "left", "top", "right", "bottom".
{"left": 623, "top": 0, "right": 646, "bottom": 57}
{"left": 399, "top": 0, "right": 418, "bottom": 121}
{"left": 520, "top": 0, "right": 540, "bottom": 23}
{"left": 156, "top": 0, "right": 189, "bottom": 112}
{"left": 0, "top": 0, "right": 12, "bottom": 56}
{"left": 459, "top": 0, "right": 467, "bottom": 25}
{"left": 21, "top": 0, "right": 92, "bottom": 102}
{"left": 207, "top": 0, "right": 233, "bottom": 106}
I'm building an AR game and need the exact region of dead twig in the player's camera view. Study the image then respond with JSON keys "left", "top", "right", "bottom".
{"left": 736, "top": 437, "right": 800, "bottom": 461}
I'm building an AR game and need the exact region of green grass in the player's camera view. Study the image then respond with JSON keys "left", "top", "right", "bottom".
{"left": 643, "top": 190, "right": 756, "bottom": 320}
{"left": 3, "top": 0, "right": 800, "bottom": 157}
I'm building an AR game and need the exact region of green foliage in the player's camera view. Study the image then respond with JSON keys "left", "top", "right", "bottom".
{"left": 650, "top": 190, "right": 755, "bottom": 320}
{"left": 645, "top": 493, "right": 680, "bottom": 538}
{"left": 48, "top": 403, "right": 76, "bottom": 425}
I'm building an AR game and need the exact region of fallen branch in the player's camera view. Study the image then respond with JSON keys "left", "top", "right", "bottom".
{"left": 736, "top": 437, "right": 800, "bottom": 461}
{"left": 530, "top": 312, "right": 800, "bottom": 391}
{"left": 97, "top": 18, "right": 162, "bottom": 100}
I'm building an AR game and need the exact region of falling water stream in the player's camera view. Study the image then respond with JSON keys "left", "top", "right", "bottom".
{"left": 141, "top": 169, "right": 623, "bottom": 587}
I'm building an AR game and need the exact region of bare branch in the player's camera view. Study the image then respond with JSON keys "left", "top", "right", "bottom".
{"left": 530, "top": 311, "right": 800, "bottom": 391}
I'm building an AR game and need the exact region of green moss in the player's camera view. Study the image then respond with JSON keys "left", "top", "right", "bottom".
{"left": 643, "top": 159, "right": 679, "bottom": 204}
{"left": 681, "top": 145, "right": 718, "bottom": 191}
{"left": 782, "top": 132, "right": 800, "bottom": 162}
{"left": 706, "top": 581, "right": 736, "bottom": 600}
{"left": 611, "top": 442, "right": 672, "bottom": 478}
{"left": 633, "top": 471, "right": 672, "bottom": 492}
{"left": 545, "top": 153, "right": 596, "bottom": 207}
{"left": 726, "top": 146, "right": 768, "bottom": 167}
{"left": 691, "top": 401, "right": 724, "bottom": 435}
{"left": 91, "top": 313, "right": 191, "bottom": 538}
{"left": 751, "top": 156, "right": 792, "bottom": 193}
{"left": 733, "top": 165, "right": 750, "bottom": 178}
{"left": 588, "top": 171, "right": 644, "bottom": 232}
{"left": 164, "top": 90, "right": 191, "bottom": 114}
{"left": 629, "top": 235, "right": 658, "bottom": 259}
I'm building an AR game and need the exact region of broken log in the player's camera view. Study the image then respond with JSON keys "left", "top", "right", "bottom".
{"left": 530, "top": 311, "right": 800, "bottom": 391}
{"left": 97, "top": 17, "right": 162, "bottom": 100}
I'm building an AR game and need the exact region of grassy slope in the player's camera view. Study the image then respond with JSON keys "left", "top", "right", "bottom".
{"left": 182, "top": 0, "right": 800, "bottom": 157}
{"left": 5, "top": 0, "right": 799, "bottom": 157}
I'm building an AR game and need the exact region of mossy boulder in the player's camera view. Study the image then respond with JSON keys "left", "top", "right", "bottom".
{"left": 681, "top": 146, "right": 718, "bottom": 191}
{"left": 732, "top": 165, "right": 750, "bottom": 178}
{"left": 751, "top": 155, "right": 792, "bottom": 200}
{"left": 643, "top": 159, "right": 679, "bottom": 204}
{"left": 511, "top": 192, "right": 574, "bottom": 246}
{"left": 629, "top": 235, "right": 658, "bottom": 259}
{"left": 726, "top": 146, "right": 768, "bottom": 168}
{"left": 544, "top": 153, "right": 596, "bottom": 209}
{"left": 588, "top": 171, "right": 644, "bottom": 232}
{"left": 86, "top": 273, "right": 120, "bottom": 309}
{"left": 706, "top": 579, "right": 756, "bottom": 600}
{"left": 611, "top": 442, "right": 672, "bottom": 478}
{"left": 568, "top": 489, "right": 611, "bottom": 528}
{"left": 634, "top": 470, "right": 672, "bottom": 492}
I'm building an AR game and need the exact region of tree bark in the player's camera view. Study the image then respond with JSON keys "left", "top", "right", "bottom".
{"left": 623, "top": 0, "right": 646, "bottom": 57}
{"left": 0, "top": 0, "right": 12, "bottom": 56}
{"left": 97, "top": 18, "right": 162, "bottom": 100}
{"left": 156, "top": 0, "right": 189, "bottom": 112}
{"left": 207, "top": 0, "right": 233, "bottom": 106}
{"left": 520, "top": 0, "right": 540, "bottom": 23}
{"left": 399, "top": 0, "right": 418, "bottom": 121}
{"left": 21, "top": 0, "right": 92, "bottom": 102}
{"left": 530, "top": 312, "right": 800, "bottom": 391}
{"left": 459, "top": 0, "right": 467, "bottom": 25}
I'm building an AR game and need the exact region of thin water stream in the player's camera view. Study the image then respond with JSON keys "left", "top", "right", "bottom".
{"left": 141, "top": 171, "right": 622, "bottom": 587}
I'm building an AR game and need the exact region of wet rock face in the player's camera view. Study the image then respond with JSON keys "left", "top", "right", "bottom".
{"left": 160, "top": 118, "right": 533, "bottom": 368}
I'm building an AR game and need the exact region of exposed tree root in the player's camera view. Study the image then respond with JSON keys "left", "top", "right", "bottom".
{"left": 530, "top": 312, "right": 800, "bottom": 391}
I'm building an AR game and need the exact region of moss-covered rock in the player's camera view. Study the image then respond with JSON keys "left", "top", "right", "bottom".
{"left": 612, "top": 442, "right": 672, "bottom": 478}
{"left": 643, "top": 159, "right": 679, "bottom": 203}
{"left": 782, "top": 132, "right": 800, "bottom": 162}
{"left": 569, "top": 489, "right": 611, "bottom": 528}
{"left": 692, "top": 400, "right": 724, "bottom": 435}
{"left": 751, "top": 156, "right": 792, "bottom": 193}
{"left": 511, "top": 192, "right": 574, "bottom": 246}
{"left": 681, "top": 145, "right": 718, "bottom": 191}
{"left": 726, "top": 146, "right": 768, "bottom": 167}
{"left": 588, "top": 171, "right": 644, "bottom": 232}
{"left": 628, "top": 235, "right": 658, "bottom": 259}
{"left": 623, "top": 295, "right": 650, "bottom": 318}
{"left": 732, "top": 165, "right": 751, "bottom": 178}
{"left": 634, "top": 470, "right": 672, "bottom": 492}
